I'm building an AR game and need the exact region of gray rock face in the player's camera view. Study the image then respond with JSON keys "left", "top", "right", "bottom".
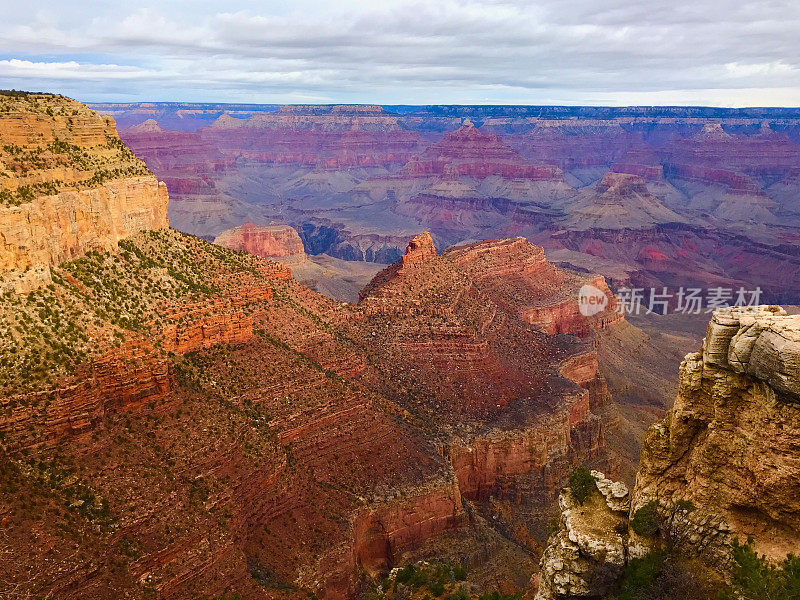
{"left": 591, "top": 470, "right": 630, "bottom": 513}
{"left": 703, "top": 306, "right": 800, "bottom": 400}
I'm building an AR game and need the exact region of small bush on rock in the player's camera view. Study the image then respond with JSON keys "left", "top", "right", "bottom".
{"left": 630, "top": 501, "right": 661, "bottom": 537}
{"left": 569, "top": 466, "right": 596, "bottom": 505}
{"left": 719, "top": 538, "right": 800, "bottom": 600}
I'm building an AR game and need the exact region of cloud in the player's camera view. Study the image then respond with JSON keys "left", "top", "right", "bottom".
{"left": 0, "top": 0, "right": 798, "bottom": 104}
{"left": 0, "top": 59, "right": 163, "bottom": 80}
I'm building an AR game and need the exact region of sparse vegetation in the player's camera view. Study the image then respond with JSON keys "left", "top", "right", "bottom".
{"left": 569, "top": 466, "right": 596, "bottom": 505}
{"left": 384, "top": 562, "right": 473, "bottom": 600}
{"left": 0, "top": 228, "right": 281, "bottom": 394}
{"left": 718, "top": 538, "right": 800, "bottom": 600}
{"left": 613, "top": 551, "right": 725, "bottom": 600}
{"left": 0, "top": 94, "right": 150, "bottom": 206}
{"left": 370, "top": 561, "right": 516, "bottom": 600}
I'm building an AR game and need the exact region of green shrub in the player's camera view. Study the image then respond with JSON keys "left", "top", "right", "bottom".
{"left": 630, "top": 501, "right": 660, "bottom": 537}
{"left": 428, "top": 579, "right": 445, "bottom": 596}
{"left": 568, "top": 466, "right": 596, "bottom": 505}
{"left": 617, "top": 551, "right": 666, "bottom": 600}
{"left": 718, "top": 538, "right": 800, "bottom": 600}
{"left": 396, "top": 564, "right": 416, "bottom": 584}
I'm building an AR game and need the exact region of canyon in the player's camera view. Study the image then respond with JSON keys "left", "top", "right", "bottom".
{"left": 0, "top": 95, "right": 628, "bottom": 600}
{"left": 2, "top": 94, "right": 799, "bottom": 600}
{"left": 104, "top": 103, "right": 800, "bottom": 303}
{"left": 0, "top": 226, "right": 619, "bottom": 598}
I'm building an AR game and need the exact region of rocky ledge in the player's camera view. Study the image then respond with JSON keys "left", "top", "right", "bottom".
{"left": 535, "top": 471, "right": 645, "bottom": 600}
{"left": 702, "top": 305, "right": 800, "bottom": 399}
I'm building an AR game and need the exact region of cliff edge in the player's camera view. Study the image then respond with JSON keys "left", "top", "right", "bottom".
{"left": 0, "top": 92, "right": 168, "bottom": 292}
{"left": 536, "top": 305, "right": 800, "bottom": 599}
{"left": 634, "top": 305, "right": 800, "bottom": 561}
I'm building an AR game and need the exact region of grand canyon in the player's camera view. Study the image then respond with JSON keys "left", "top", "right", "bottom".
{"left": 1, "top": 90, "right": 799, "bottom": 600}
{"left": 101, "top": 102, "right": 800, "bottom": 304}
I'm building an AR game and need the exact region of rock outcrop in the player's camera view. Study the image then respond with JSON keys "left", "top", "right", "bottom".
{"left": 400, "top": 231, "right": 437, "bottom": 269}
{"left": 536, "top": 306, "right": 800, "bottom": 599}
{"left": 214, "top": 222, "right": 307, "bottom": 263}
{"left": 535, "top": 472, "right": 638, "bottom": 600}
{"left": 702, "top": 305, "right": 800, "bottom": 398}
{"left": 0, "top": 177, "right": 168, "bottom": 285}
{"left": 634, "top": 305, "right": 800, "bottom": 561}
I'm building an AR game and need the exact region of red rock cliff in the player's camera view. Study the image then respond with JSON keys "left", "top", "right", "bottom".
{"left": 214, "top": 222, "right": 307, "bottom": 262}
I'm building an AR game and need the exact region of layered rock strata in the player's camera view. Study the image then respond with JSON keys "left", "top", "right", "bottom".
{"left": 634, "top": 305, "right": 800, "bottom": 561}
{"left": 214, "top": 222, "right": 307, "bottom": 263}
{"left": 0, "top": 177, "right": 168, "bottom": 277}
{"left": 0, "top": 93, "right": 168, "bottom": 291}
{"left": 352, "top": 234, "right": 616, "bottom": 561}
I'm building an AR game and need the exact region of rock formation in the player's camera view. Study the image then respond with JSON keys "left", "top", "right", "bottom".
{"left": 350, "top": 234, "right": 625, "bottom": 568}
{"left": 559, "top": 172, "right": 683, "bottom": 231}
{"left": 200, "top": 105, "right": 424, "bottom": 169}
{"left": 400, "top": 119, "right": 562, "bottom": 181}
{"left": 400, "top": 231, "right": 437, "bottom": 269}
{"left": 535, "top": 472, "right": 640, "bottom": 600}
{"left": 214, "top": 222, "right": 307, "bottom": 263}
{"left": 634, "top": 305, "right": 800, "bottom": 561}
{"left": 0, "top": 177, "right": 168, "bottom": 285}
{"left": 0, "top": 99, "right": 624, "bottom": 600}
{"left": 0, "top": 93, "right": 168, "bottom": 292}
{"left": 535, "top": 306, "right": 800, "bottom": 598}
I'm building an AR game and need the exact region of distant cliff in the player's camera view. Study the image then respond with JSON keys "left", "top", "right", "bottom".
{"left": 214, "top": 222, "right": 307, "bottom": 263}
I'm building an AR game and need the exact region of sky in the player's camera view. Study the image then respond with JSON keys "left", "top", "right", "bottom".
{"left": 1, "top": 0, "right": 799, "bottom": 106}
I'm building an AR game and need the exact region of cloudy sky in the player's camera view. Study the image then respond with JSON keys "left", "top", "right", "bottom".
{"left": 1, "top": 0, "right": 799, "bottom": 106}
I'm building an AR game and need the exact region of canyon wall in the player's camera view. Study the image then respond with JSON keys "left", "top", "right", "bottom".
{"left": 214, "top": 222, "right": 307, "bottom": 262}
{"left": 0, "top": 176, "right": 168, "bottom": 272}
{"left": 2, "top": 97, "right": 625, "bottom": 600}
{"left": 0, "top": 93, "right": 169, "bottom": 292}
{"left": 634, "top": 306, "right": 800, "bottom": 562}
